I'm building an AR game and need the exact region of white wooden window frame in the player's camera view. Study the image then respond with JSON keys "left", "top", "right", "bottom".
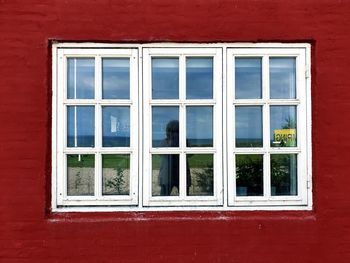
{"left": 54, "top": 48, "right": 139, "bottom": 206}
{"left": 227, "top": 48, "right": 310, "bottom": 207}
{"left": 142, "top": 48, "right": 223, "bottom": 207}
{"left": 52, "top": 43, "right": 312, "bottom": 212}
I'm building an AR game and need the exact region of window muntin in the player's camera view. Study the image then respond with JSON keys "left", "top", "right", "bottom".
{"left": 53, "top": 44, "right": 311, "bottom": 211}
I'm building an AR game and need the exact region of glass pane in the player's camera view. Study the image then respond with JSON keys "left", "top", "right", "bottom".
{"left": 152, "top": 58, "right": 179, "bottom": 99}
{"left": 270, "top": 58, "right": 296, "bottom": 99}
{"left": 236, "top": 154, "right": 263, "bottom": 196}
{"left": 271, "top": 154, "right": 297, "bottom": 196}
{"left": 102, "top": 154, "right": 130, "bottom": 195}
{"left": 186, "top": 57, "right": 213, "bottom": 99}
{"left": 67, "top": 106, "right": 95, "bottom": 147}
{"left": 152, "top": 106, "right": 179, "bottom": 147}
{"left": 152, "top": 154, "right": 179, "bottom": 196}
{"left": 102, "top": 58, "right": 130, "bottom": 99}
{"left": 186, "top": 106, "right": 213, "bottom": 147}
{"left": 235, "top": 58, "right": 262, "bottom": 99}
{"left": 235, "top": 106, "right": 263, "bottom": 147}
{"left": 270, "top": 106, "right": 297, "bottom": 147}
{"left": 67, "top": 154, "right": 94, "bottom": 196}
{"left": 67, "top": 58, "right": 95, "bottom": 99}
{"left": 187, "top": 154, "right": 213, "bottom": 196}
{"left": 102, "top": 106, "right": 130, "bottom": 147}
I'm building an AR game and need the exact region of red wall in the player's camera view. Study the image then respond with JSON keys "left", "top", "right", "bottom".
{"left": 1, "top": 0, "right": 350, "bottom": 262}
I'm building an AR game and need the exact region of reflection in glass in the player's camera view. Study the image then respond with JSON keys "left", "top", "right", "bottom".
{"left": 67, "top": 106, "right": 95, "bottom": 147}
{"left": 152, "top": 107, "right": 179, "bottom": 148}
{"left": 152, "top": 154, "right": 179, "bottom": 196}
{"left": 152, "top": 58, "right": 179, "bottom": 99}
{"left": 102, "top": 154, "right": 130, "bottom": 195}
{"left": 102, "top": 106, "right": 130, "bottom": 147}
{"left": 187, "top": 154, "right": 213, "bottom": 196}
{"left": 270, "top": 58, "right": 296, "bottom": 99}
{"left": 235, "top": 106, "right": 263, "bottom": 147}
{"left": 270, "top": 106, "right": 297, "bottom": 147}
{"left": 186, "top": 57, "right": 213, "bottom": 99}
{"left": 67, "top": 154, "right": 94, "bottom": 196}
{"left": 235, "top": 58, "right": 262, "bottom": 99}
{"left": 102, "top": 58, "right": 130, "bottom": 99}
{"left": 236, "top": 154, "right": 263, "bottom": 196}
{"left": 187, "top": 106, "right": 213, "bottom": 147}
{"left": 271, "top": 154, "right": 297, "bottom": 196}
{"left": 67, "top": 58, "right": 95, "bottom": 99}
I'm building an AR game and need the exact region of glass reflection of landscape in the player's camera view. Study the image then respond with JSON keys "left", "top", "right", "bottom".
{"left": 102, "top": 106, "right": 130, "bottom": 147}
{"left": 152, "top": 58, "right": 179, "bottom": 99}
{"left": 271, "top": 154, "right": 297, "bottom": 196}
{"left": 236, "top": 154, "right": 263, "bottom": 196}
{"left": 270, "top": 106, "right": 297, "bottom": 147}
{"left": 67, "top": 154, "right": 94, "bottom": 196}
{"left": 67, "top": 58, "right": 95, "bottom": 99}
{"left": 102, "top": 154, "right": 130, "bottom": 195}
{"left": 102, "top": 58, "right": 130, "bottom": 99}
{"left": 235, "top": 106, "right": 263, "bottom": 147}
{"left": 152, "top": 106, "right": 179, "bottom": 148}
{"left": 270, "top": 58, "right": 296, "bottom": 99}
{"left": 67, "top": 106, "right": 95, "bottom": 147}
{"left": 152, "top": 154, "right": 180, "bottom": 196}
{"left": 187, "top": 154, "right": 214, "bottom": 196}
{"left": 186, "top": 57, "right": 213, "bottom": 99}
{"left": 186, "top": 106, "right": 213, "bottom": 147}
{"left": 235, "top": 58, "right": 262, "bottom": 99}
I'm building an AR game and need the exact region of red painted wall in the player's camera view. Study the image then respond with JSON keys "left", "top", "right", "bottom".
{"left": 1, "top": 0, "right": 350, "bottom": 262}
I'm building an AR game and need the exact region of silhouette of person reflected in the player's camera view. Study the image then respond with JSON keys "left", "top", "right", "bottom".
{"left": 158, "top": 120, "right": 191, "bottom": 196}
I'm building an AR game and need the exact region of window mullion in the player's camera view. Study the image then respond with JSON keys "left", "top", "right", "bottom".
{"left": 179, "top": 54, "right": 186, "bottom": 199}
{"left": 95, "top": 55, "right": 102, "bottom": 199}
{"left": 223, "top": 47, "right": 231, "bottom": 207}
{"left": 262, "top": 55, "right": 270, "bottom": 198}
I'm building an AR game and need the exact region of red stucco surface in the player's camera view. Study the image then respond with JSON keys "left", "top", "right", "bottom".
{"left": 1, "top": 0, "right": 350, "bottom": 262}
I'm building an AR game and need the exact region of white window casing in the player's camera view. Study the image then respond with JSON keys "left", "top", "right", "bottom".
{"left": 52, "top": 43, "right": 312, "bottom": 211}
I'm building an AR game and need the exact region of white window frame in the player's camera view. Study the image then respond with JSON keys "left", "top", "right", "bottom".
{"left": 52, "top": 43, "right": 312, "bottom": 212}
{"left": 142, "top": 48, "right": 223, "bottom": 207}
{"left": 54, "top": 48, "right": 139, "bottom": 207}
{"left": 227, "top": 48, "right": 310, "bottom": 207}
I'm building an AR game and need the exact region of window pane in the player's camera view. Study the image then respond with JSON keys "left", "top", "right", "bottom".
{"left": 152, "top": 154, "right": 179, "bottom": 196}
{"left": 186, "top": 57, "right": 213, "bottom": 99}
{"left": 67, "top": 58, "right": 95, "bottom": 99}
{"left": 102, "top": 106, "right": 130, "bottom": 147}
{"left": 271, "top": 154, "right": 297, "bottom": 196}
{"left": 67, "top": 106, "right": 95, "bottom": 147}
{"left": 187, "top": 154, "right": 213, "bottom": 196}
{"left": 67, "top": 154, "right": 94, "bottom": 196}
{"left": 102, "top": 154, "right": 130, "bottom": 195}
{"left": 235, "top": 106, "right": 263, "bottom": 147}
{"left": 236, "top": 154, "right": 263, "bottom": 196}
{"left": 152, "top": 58, "right": 179, "bottom": 99}
{"left": 152, "top": 106, "right": 179, "bottom": 147}
{"left": 102, "top": 58, "right": 130, "bottom": 99}
{"left": 235, "top": 58, "right": 262, "bottom": 99}
{"left": 270, "top": 58, "right": 296, "bottom": 99}
{"left": 270, "top": 106, "right": 297, "bottom": 147}
{"left": 186, "top": 106, "right": 213, "bottom": 147}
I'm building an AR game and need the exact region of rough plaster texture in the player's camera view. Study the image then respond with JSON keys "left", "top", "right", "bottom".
{"left": 1, "top": 0, "right": 350, "bottom": 262}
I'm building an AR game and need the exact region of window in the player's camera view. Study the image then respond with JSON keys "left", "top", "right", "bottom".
{"left": 52, "top": 43, "right": 312, "bottom": 211}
